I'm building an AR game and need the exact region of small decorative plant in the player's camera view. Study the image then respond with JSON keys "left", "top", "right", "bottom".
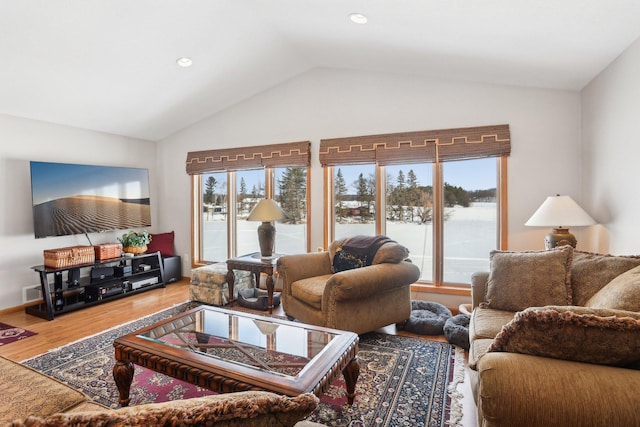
{"left": 118, "top": 230, "right": 152, "bottom": 248}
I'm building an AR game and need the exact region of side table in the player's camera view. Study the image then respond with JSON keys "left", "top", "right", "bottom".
{"left": 227, "top": 253, "right": 279, "bottom": 314}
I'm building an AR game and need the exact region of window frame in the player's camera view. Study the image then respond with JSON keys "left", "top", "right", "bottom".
{"left": 323, "top": 155, "right": 508, "bottom": 291}
{"left": 192, "top": 167, "right": 311, "bottom": 267}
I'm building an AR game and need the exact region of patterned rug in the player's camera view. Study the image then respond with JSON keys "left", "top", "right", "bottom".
{"left": 0, "top": 322, "right": 37, "bottom": 346}
{"left": 23, "top": 302, "right": 464, "bottom": 426}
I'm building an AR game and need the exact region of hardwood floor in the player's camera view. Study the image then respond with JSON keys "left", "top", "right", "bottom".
{"left": 0, "top": 278, "right": 476, "bottom": 426}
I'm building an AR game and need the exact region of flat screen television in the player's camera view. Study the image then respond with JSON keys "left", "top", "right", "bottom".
{"left": 30, "top": 161, "right": 151, "bottom": 239}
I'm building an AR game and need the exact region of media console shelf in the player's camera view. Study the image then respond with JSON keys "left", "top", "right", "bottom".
{"left": 28, "top": 251, "right": 166, "bottom": 321}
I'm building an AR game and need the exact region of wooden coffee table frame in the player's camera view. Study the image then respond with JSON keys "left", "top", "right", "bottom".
{"left": 113, "top": 306, "right": 360, "bottom": 407}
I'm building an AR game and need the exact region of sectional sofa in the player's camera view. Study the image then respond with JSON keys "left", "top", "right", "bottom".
{"left": 468, "top": 246, "right": 640, "bottom": 427}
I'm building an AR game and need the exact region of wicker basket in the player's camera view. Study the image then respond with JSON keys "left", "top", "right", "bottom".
{"left": 94, "top": 243, "right": 123, "bottom": 260}
{"left": 44, "top": 246, "right": 96, "bottom": 268}
{"left": 123, "top": 245, "right": 147, "bottom": 255}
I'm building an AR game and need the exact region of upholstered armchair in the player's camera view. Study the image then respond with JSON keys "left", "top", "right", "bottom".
{"left": 276, "top": 237, "right": 421, "bottom": 334}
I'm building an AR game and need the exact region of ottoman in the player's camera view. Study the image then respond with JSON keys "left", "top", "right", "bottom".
{"left": 190, "top": 263, "right": 254, "bottom": 306}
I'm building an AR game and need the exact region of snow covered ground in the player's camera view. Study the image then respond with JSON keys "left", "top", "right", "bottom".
{"left": 202, "top": 202, "right": 496, "bottom": 285}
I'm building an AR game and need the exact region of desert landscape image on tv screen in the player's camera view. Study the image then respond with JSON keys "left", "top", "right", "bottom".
{"left": 30, "top": 161, "right": 151, "bottom": 238}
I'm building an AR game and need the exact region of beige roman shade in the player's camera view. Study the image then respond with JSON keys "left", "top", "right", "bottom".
{"left": 319, "top": 124, "right": 510, "bottom": 166}
{"left": 186, "top": 141, "right": 311, "bottom": 175}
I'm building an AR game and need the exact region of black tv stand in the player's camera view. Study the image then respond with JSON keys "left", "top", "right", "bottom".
{"left": 28, "top": 251, "right": 166, "bottom": 321}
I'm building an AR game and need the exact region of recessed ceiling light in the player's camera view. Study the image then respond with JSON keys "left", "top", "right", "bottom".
{"left": 349, "top": 13, "right": 368, "bottom": 24}
{"left": 176, "top": 57, "right": 193, "bottom": 68}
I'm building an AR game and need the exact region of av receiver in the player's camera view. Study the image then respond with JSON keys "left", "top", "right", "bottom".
{"left": 84, "top": 282, "right": 124, "bottom": 302}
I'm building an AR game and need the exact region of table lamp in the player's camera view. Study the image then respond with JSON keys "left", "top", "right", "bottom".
{"left": 525, "top": 194, "right": 596, "bottom": 249}
{"left": 246, "top": 198, "right": 286, "bottom": 258}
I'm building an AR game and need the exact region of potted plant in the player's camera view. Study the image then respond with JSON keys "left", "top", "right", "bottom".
{"left": 118, "top": 230, "right": 152, "bottom": 255}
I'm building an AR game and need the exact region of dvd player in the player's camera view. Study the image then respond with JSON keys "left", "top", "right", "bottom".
{"left": 127, "top": 276, "right": 159, "bottom": 291}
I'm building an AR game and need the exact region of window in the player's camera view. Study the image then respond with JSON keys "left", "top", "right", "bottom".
{"left": 187, "top": 142, "right": 310, "bottom": 264}
{"left": 274, "top": 167, "right": 308, "bottom": 254}
{"left": 385, "top": 163, "right": 434, "bottom": 282}
{"left": 320, "top": 125, "right": 510, "bottom": 287}
{"left": 200, "top": 172, "right": 228, "bottom": 262}
{"left": 334, "top": 164, "right": 376, "bottom": 239}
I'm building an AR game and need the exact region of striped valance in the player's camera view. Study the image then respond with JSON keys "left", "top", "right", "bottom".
{"left": 186, "top": 141, "right": 311, "bottom": 175}
{"left": 319, "top": 124, "right": 510, "bottom": 166}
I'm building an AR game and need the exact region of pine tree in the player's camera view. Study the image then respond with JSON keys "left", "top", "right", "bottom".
{"left": 335, "top": 168, "right": 347, "bottom": 221}
{"left": 203, "top": 176, "right": 217, "bottom": 205}
{"left": 355, "top": 173, "right": 375, "bottom": 221}
{"left": 278, "top": 167, "right": 306, "bottom": 224}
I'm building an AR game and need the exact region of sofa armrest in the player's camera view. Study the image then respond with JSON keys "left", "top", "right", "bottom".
{"left": 471, "top": 271, "right": 489, "bottom": 309}
{"left": 277, "top": 252, "right": 333, "bottom": 292}
{"left": 325, "top": 261, "right": 420, "bottom": 301}
{"left": 477, "top": 352, "right": 640, "bottom": 427}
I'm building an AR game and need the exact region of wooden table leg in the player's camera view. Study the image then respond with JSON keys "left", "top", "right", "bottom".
{"left": 342, "top": 357, "right": 360, "bottom": 405}
{"left": 113, "top": 357, "right": 135, "bottom": 407}
{"left": 265, "top": 272, "right": 274, "bottom": 314}
{"left": 226, "top": 267, "right": 235, "bottom": 306}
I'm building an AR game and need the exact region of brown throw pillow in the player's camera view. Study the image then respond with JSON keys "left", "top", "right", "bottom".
{"left": 488, "top": 306, "right": 640, "bottom": 367}
{"left": 483, "top": 246, "right": 573, "bottom": 312}
{"left": 571, "top": 251, "right": 640, "bottom": 305}
{"left": 8, "top": 392, "right": 319, "bottom": 427}
{"left": 586, "top": 264, "right": 640, "bottom": 312}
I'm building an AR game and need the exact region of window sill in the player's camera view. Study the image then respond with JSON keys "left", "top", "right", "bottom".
{"left": 411, "top": 283, "right": 471, "bottom": 297}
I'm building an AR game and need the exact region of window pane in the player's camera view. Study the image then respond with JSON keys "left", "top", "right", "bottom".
{"left": 442, "top": 158, "right": 497, "bottom": 284}
{"left": 237, "top": 169, "right": 265, "bottom": 256}
{"left": 274, "top": 167, "right": 307, "bottom": 255}
{"left": 385, "top": 164, "right": 433, "bottom": 282}
{"left": 201, "top": 172, "right": 228, "bottom": 262}
{"left": 334, "top": 165, "right": 376, "bottom": 240}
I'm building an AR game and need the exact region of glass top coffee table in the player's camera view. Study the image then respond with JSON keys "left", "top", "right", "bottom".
{"left": 113, "top": 306, "right": 360, "bottom": 407}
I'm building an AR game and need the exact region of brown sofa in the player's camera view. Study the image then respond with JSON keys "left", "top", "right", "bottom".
{"left": 0, "top": 354, "right": 324, "bottom": 426}
{"left": 468, "top": 247, "right": 640, "bottom": 427}
{"left": 277, "top": 237, "right": 420, "bottom": 334}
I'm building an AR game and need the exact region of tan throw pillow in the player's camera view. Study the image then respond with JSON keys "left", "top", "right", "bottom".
{"left": 586, "top": 264, "right": 640, "bottom": 312}
{"left": 571, "top": 251, "right": 640, "bottom": 305}
{"left": 483, "top": 247, "right": 573, "bottom": 312}
{"left": 371, "top": 241, "right": 410, "bottom": 264}
{"left": 488, "top": 306, "right": 640, "bottom": 367}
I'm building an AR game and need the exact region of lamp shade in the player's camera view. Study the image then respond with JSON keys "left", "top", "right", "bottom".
{"left": 525, "top": 195, "right": 596, "bottom": 227}
{"left": 246, "top": 198, "right": 286, "bottom": 222}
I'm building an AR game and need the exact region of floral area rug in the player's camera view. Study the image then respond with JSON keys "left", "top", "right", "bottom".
{"left": 23, "top": 302, "right": 464, "bottom": 426}
{"left": 0, "top": 322, "right": 37, "bottom": 346}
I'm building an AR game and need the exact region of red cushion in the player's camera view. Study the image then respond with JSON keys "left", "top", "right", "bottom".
{"left": 147, "top": 231, "right": 175, "bottom": 256}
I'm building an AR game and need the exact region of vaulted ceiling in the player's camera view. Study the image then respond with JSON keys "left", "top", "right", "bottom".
{"left": 2, "top": 0, "right": 640, "bottom": 141}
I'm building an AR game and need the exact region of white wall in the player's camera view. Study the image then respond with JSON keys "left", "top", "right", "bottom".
{"left": 0, "top": 114, "right": 157, "bottom": 310}
{"left": 159, "top": 67, "right": 582, "bottom": 272}
{"left": 581, "top": 37, "right": 640, "bottom": 254}
{"left": 0, "top": 68, "right": 584, "bottom": 312}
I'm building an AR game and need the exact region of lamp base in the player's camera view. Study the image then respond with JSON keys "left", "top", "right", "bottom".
{"left": 544, "top": 227, "right": 577, "bottom": 250}
{"left": 257, "top": 221, "right": 276, "bottom": 258}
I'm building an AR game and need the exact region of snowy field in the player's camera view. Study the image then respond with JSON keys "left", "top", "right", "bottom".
{"left": 202, "top": 202, "right": 496, "bottom": 285}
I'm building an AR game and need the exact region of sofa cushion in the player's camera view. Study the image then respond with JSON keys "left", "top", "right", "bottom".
{"left": 571, "top": 251, "right": 640, "bottom": 305}
{"left": 469, "top": 338, "right": 494, "bottom": 370}
{"left": 483, "top": 246, "right": 573, "bottom": 312}
{"left": 487, "top": 306, "right": 640, "bottom": 367}
{"left": 7, "top": 391, "right": 319, "bottom": 427}
{"left": 586, "top": 264, "right": 640, "bottom": 312}
{"left": 469, "top": 307, "right": 515, "bottom": 341}
{"left": 0, "top": 356, "right": 93, "bottom": 423}
{"left": 290, "top": 275, "right": 331, "bottom": 310}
